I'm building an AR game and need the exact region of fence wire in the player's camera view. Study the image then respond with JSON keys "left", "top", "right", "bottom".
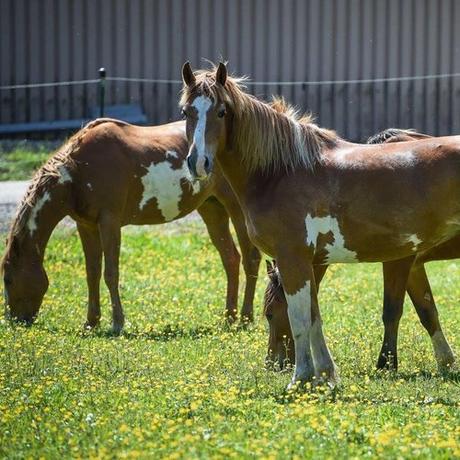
{"left": 2, "top": 72, "right": 460, "bottom": 91}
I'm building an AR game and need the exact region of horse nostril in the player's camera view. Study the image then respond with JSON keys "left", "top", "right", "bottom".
{"left": 204, "top": 156, "right": 210, "bottom": 172}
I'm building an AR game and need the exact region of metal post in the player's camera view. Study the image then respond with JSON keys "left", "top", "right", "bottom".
{"left": 98, "top": 67, "right": 106, "bottom": 118}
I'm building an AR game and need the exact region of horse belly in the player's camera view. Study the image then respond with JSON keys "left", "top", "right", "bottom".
{"left": 306, "top": 211, "right": 460, "bottom": 264}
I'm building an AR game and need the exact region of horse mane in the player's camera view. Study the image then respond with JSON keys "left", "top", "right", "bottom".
{"left": 180, "top": 65, "right": 337, "bottom": 174}
{"left": 1, "top": 118, "right": 128, "bottom": 273}
{"left": 367, "top": 128, "right": 431, "bottom": 144}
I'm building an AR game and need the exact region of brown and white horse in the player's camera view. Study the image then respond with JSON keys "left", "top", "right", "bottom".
{"left": 181, "top": 62, "right": 460, "bottom": 388}
{"left": 1, "top": 118, "right": 261, "bottom": 333}
{"left": 264, "top": 129, "right": 456, "bottom": 372}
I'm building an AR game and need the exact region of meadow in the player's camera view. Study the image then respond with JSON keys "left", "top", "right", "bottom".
{"left": 0, "top": 223, "right": 459, "bottom": 459}
{"left": 0, "top": 144, "right": 52, "bottom": 181}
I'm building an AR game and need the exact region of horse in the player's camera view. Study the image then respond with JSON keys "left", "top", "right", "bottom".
{"left": 263, "top": 130, "right": 456, "bottom": 371}
{"left": 181, "top": 62, "right": 460, "bottom": 389}
{"left": 1, "top": 118, "right": 261, "bottom": 333}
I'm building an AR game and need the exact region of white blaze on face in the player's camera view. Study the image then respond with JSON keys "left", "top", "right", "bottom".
{"left": 305, "top": 214, "right": 357, "bottom": 263}
{"left": 191, "top": 96, "right": 213, "bottom": 176}
{"left": 285, "top": 281, "right": 314, "bottom": 385}
{"left": 27, "top": 192, "right": 51, "bottom": 236}
{"left": 139, "top": 152, "right": 201, "bottom": 221}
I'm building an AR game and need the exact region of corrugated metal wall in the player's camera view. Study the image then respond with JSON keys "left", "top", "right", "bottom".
{"left": 1, "top": 0, "right": 460, "bottom": 141}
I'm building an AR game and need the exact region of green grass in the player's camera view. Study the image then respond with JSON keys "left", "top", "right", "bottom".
{"left": 0, "top": 226, "right": 459, "bottom": 458}
{"left": 0, "top": 147, "right": 51, "bottom": 181}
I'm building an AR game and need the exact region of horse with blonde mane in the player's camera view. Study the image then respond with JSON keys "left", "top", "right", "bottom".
{"left": 181, "top": 62, "right": 460, "bottom": 389}
{"left": 1, "top": 118, "right": 261, "bottom": 333}
{"left": 264, "top": 129, "right": 456, "bottom": 372}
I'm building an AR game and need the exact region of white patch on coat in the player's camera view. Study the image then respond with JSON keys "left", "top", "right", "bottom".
{"left": 167, "top": 151, "right": 179, "bottom": 159}
{"left": 406, "top": 234, "right": 422, "bottom": 251}
{"left": 27, "top": 192, "right": 51, "bottom": 235}
{"left": 57, "top": 166, "right": 72, "bottom": 184}
{"left": 305, "top": 214, "right": 357, "bottom": 263}
{"left": 286, "top": 281, "right": 314, "bottom": 385}
{"left": 139, "top": 153, "right": 200, "bottom": 221}
{"left": 431, "top": 330, "right": 455, "bottom": 369}
{"left": 191, "top": 96, "right": 213, "bottom": 176}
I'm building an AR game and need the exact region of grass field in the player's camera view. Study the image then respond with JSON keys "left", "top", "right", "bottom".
{"left": 0, "top": 225, "right": 459, "bottom": 459}
{"left": 0, "top": 144, "right": 52, "bottom": 181}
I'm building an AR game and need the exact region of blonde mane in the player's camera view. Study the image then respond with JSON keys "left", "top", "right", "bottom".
{"left": 180, "top": 66, "right": 337, "bottom": 174}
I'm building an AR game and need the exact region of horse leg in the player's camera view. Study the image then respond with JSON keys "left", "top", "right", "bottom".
{"left": 197, "top": 198, "right": 241, "bottom": 323}
{"left": 98, "top": 212, "right": 125, "bottom": 334}
{"left": 227, "top": 208, "right": 261, "bottom": 322}
{"left": 406, "top": 263, "right": 455, "bottom": 371}
{"left": 277, "top": 252, "right": 338, "bottom": 388}
{"left": 314, "top": 264, "right": 328, "bottom": 293}
{"left": 212, "top": 188, "right": 261, "bottom": 322}
{"left": 377, "top": 256, "right": 415, "bottom": 370}
{"left": 77, "top": 223, "right": 102, "bottom": 328}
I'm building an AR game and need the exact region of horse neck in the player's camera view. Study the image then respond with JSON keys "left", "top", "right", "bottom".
{"left": 216, "top": 147, "right": 252, "bottom": 202}
{"left": 17, "top": 185, "right": 69, "bottom": 263}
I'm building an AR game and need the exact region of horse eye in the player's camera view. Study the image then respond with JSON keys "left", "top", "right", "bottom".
{"left": 217, "top": 108, "right": 226, "bottom": 118}
{"left": 266, "top": 313, "right": 273, "bottom": 321}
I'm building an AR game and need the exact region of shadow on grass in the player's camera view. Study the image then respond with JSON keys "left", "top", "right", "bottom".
{"left": 370, "top": 368, "right": 460, "bottom": 384}
{"left": 85, "top": 324, "right": 217, "bottom": 341}
{"left": 14, "top": 316, "right": 256, "bottom": 342}
{"left": 75, "top": 320, "right": 255, "bottom": 342}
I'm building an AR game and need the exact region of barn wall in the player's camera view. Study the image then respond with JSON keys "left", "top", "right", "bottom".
{"left": 1, "top": 0, "right": 460, "bottom": 140}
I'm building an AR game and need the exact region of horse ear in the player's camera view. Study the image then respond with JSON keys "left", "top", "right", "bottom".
{"left": 216, "top": 62, "right": 227, "bottom": 86}
{"left": 182, "top": 62, "right": 196, "bottom": 86}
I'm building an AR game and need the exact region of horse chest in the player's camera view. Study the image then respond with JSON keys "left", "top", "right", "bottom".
{"left": 137, "top": 154, "right": 202, "bottom": 222}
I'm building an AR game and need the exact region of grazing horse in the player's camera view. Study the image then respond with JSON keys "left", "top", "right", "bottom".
{"left": 1, "top": 118, "right": 261, "bottom": 333}
{"left": 181, "top": 62, "right": 460, "bottom": 388}
{"left": 263, "top": 129, "right": 456, "bottom": 372}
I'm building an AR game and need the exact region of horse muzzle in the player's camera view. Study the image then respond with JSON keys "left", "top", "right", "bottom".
{"left": 186, "top": 147, "right": 213, "bottom": 180}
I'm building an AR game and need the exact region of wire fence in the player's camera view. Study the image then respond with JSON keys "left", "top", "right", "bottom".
{"left": 2, "top": 71, "right": 460, "bottom": 91}
{"left": 2, "top": 70, "right": 460, "bottom": 140}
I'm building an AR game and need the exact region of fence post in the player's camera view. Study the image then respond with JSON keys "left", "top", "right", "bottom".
{"left": 98, "top": 67, "right": 106, "bottom": 118}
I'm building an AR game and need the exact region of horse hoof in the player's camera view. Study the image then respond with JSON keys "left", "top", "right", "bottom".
{"left": 239, "top": 314, "right": 254, "bottom": 325}
{"left": 437, "top": 357, "right": 456, "bottom": 374}
{"left": 376, "top": 353, "right": 398, "bottom": 371}
{"left": 111, "top": 323, "right": 124, "bottom": 336}
{"left": 84, "top": 320, "right": 100, "bottom": 330}
{"left": 224, "top": 313, "right": 238, "bottom": 326}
